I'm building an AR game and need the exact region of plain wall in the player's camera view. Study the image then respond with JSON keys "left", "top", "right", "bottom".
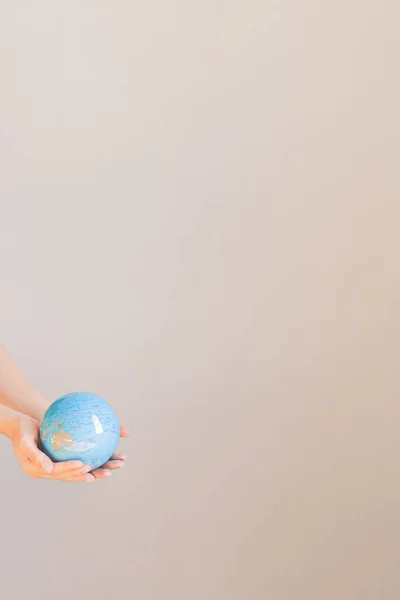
{"left": 0, "top": 2, "right": 399, "bottom": 599}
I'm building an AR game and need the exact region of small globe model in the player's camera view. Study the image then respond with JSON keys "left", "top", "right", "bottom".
{"left": 40, "top": 392, "right": 120, "bottom": 468}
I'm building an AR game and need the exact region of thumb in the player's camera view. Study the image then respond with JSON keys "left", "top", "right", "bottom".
{"left": 35, "top": 451, "right": 54, "bottom": 474}
{"left": 23, "top": 438, "right": 54, "bottom": 474}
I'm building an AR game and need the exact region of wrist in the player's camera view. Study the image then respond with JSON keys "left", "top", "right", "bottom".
{"left": 29, "top": 401, "right": 50, "bottom": 424}
{"left": 12, "top": 391, "right": 50, "bottom": 424}
{"left": 0, "top": 407, "right": 25, "bottom": 440}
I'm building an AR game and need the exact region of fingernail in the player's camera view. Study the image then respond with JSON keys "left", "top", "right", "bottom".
{"left": 42, "top": 460, "right": 53, "bottom": 474}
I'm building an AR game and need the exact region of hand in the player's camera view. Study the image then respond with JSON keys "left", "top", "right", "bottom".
{"left": 89, "top": 425, "right": 130, "bottom": 480}
{"left": 12, "top": 416, "right": 129, "bottom": 482}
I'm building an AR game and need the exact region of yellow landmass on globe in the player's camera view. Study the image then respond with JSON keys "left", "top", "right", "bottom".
{"left": 51, "top": 430, "right": 73, "bottom": 451}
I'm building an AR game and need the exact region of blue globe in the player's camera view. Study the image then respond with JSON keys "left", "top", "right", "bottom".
{"left": 40, "top": 392, "right": 120, "bottom": 469}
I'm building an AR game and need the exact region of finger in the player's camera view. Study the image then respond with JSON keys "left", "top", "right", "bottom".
{"left": 35, "top": 452, "right": 53, "bottom": 474}
{"left": 109, "top": 452, "right": 127, "bottom": 461}
{"left": 63, "top": 472, "right": 96, "bottom": 483}
{"left": 109, "top": 452, "right": 126, "bottom": 462}
{"left": 50, "top": 460, "right": 87, "bottom": 476}
{"left": 120, "top": 425, "right": 130, "bottom": 438}
{"left": 91, "top": 468, "right": 112, "bottom": 479}
{"left": 22, "top": 438, "right": 53, "bottom": 474}
{"left": 101, "top": 459, "right": 124, "bottom": 470}
{"left": 51, "top": 462, "right": 92, "bottom": 477}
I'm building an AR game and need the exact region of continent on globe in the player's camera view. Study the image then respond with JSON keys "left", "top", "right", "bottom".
{"left": 40, "top": 392, "right": 120, "bottom": 468}
{"left": 50, "top": 430, "right": 73, "bottom": 451}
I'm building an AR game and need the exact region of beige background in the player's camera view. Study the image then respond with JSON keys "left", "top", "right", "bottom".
{"left": 0, "top": 2, "right": 399, "bottom": 599}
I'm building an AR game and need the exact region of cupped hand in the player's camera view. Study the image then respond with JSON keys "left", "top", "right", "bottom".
{"left": 12, "top": 416, "right": 129, "bottom": 482}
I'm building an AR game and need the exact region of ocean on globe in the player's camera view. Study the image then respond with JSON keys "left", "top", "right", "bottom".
{"left": 40, "top": 392, "right": 120, "bottom": 468}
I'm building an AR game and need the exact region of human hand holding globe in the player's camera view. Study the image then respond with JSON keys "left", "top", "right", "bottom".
{"left": 12, "top": 393, "right": 129, "bottom": 482}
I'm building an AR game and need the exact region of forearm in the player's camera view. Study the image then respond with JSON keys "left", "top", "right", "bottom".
{"left": 0, "top": 404, "right": 22, "bottom": 440}
{"left": 0, "top": 345, "right": 50, "bottom": 423}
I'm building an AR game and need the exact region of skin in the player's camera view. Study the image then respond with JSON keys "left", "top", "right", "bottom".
{"left": 0, "top": 345, "right": 129, "bottom": 482}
